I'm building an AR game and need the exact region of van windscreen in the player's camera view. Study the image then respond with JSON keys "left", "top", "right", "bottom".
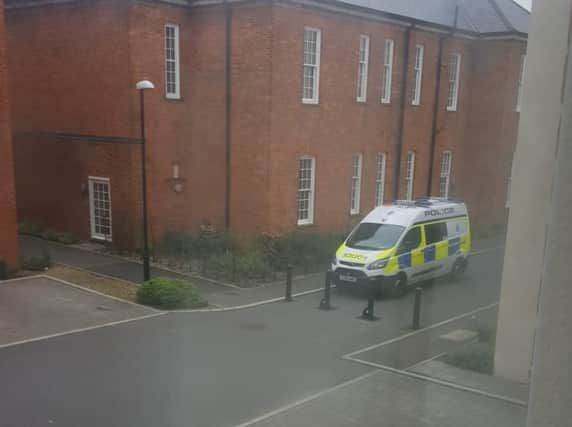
{"left": 346, "top": 223, "right": 405, "bottom": 251}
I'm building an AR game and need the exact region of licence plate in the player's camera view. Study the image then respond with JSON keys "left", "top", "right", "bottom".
{"left": 339, "top": 274, "right": 358, "bottom": 283}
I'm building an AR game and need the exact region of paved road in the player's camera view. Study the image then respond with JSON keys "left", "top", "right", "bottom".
{"left": 0, "top": 246, "right": 505, "bottom": 427}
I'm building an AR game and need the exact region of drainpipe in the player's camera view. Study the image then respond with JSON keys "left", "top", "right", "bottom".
{"left": 224, "top": 0, "right": 232, "bottom": 229}
{"left": 426, "top": 5, "right": 459, "bottom": 197}
{"left": 393, "top": 24, "right": 413, "bottom": 200}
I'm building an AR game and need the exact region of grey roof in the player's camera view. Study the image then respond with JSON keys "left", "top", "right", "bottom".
{"left": 331, "top": 0, "right": 529, "bottom": 35}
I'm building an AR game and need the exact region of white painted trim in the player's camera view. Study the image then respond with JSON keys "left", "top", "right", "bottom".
{"left": 405, "top": 151, "right": 416, "bottom": 200}
{"left": 302, "top": 27, "right": 321, "bottom": 105}
{"left": 88, "top": 176, "right": 113, "bottom": 242}
{"left": 165, "top": 23, "right": 181, "bottom": 99}
{"left": 0, "top": 312, "right": 166, "bottom": 351}
{"left": 173, "top": 286, "right": 327, "bottom": 313}
{"left": 350, "top": 153, "right": 363, "bottom": 214}
{"left": 0, "top": 274, "right": 45, "bottom": 283}
{"left": 234, "top": 370, "right": 382, "bottom": 427}
{"left": 343, "top": 356, "right": 527, "bottom": 407}
{"left": 297, "top": 155, "right": 316, "bottom": 225}
{"left": 446, "top": 53, "right": 462, "bottom": 111}
{"left": 374, "top": 152, "right": 387, "bottom": 206}
{"left": 43, "top": 274, "right": 161, "bottom": 312}
{"left": 343, "top": 302, "right": 499, "bottom": 359}
{"left": 381, "top": 39, "right": 394, "bottom": 104}
{"left": 356, "top": 35, "right": 370, "bottom": 103}
{"left": 412, "top": 44, "right": 424, "bottom": 105}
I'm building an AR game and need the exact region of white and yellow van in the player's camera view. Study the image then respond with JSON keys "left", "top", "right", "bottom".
{"left": 332, "top": 198, "right": 471, "bottom": 297}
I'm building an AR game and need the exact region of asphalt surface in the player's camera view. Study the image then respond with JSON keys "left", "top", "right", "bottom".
{"left": 0, "top": 246, "right": 505, "bottom": 427}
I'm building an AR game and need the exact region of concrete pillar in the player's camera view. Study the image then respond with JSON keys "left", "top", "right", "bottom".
{"left": 525, "top": 1, "right": 572, "bottom": 425}
{"left": 494, "top": 0, "right": 571, "bottom": 383}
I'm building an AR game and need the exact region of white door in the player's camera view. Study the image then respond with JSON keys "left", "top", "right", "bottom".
{"left": 88, "top": 177, "right": 112, "bottom": 241}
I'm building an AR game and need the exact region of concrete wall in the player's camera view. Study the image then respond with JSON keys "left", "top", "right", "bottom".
{"left": 494, "top": 0, "right": 570, "bottom": 383}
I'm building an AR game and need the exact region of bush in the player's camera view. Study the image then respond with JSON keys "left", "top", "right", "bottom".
{"left": 18, "top": 220, "right": 44, "bottom": 237}
{"left": 444, "top": 341, "right": 494, "bottom": 375}
{"left": 136, "top": 277, "right": 207, "bottom": 309}
{"left": 209, "top": 250, "right": 275, "bottom": 283}
{"left": 158, "top": 230, "right": 195, "bottom": 258}
{"left": 257, "top": 231, "right": 344, "bottom": 272}
{"left": 20, "top": 250, "right": 52, "bottom": 271}
{"left": 0, "top": 260, "right": 9, "bottom": 280}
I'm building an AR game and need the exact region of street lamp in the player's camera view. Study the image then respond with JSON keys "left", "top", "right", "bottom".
{"left": 136, "top": 80, "right": 154, "bottom": 282}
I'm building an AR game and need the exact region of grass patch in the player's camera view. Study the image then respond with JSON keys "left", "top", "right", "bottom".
{"left": 444, "top": 341, "right": 494, "bottom": 375}
{"left": 137, "top": 277, "right": 207, "bottom": 309}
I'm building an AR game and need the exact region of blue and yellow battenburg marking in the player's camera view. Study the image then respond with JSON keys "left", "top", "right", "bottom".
{"left": 387, "top": 233, "right": 470, "bottom": 273}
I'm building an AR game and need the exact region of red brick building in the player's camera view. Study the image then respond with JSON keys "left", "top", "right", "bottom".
{"left": 0, "top": 0, "right": 18, "bottom": 267}
{"left": 5, "top": 0, "right": 528, "bottom": 248}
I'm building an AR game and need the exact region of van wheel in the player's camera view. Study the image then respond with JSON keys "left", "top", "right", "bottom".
{"left": 451, "top": 259, "right": 468, "bottom": 281}
{"left": 385, "top": 273, "right": 408, "bottom": 298}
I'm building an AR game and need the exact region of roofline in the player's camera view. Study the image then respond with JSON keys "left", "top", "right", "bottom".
{"left": 4, "top": 0, "right": 529, "bottom": 39}
{"left": 487, "top": 0, "right": 516, "bottom": 33}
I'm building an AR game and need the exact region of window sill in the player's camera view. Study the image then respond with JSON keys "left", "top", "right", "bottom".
{"left": 297, "top": 221, "right": 314, "bottom": 227}
{"left": 356, "top": 99, "right": 367, "bottom": 104}
{"left": 302, "top": 99, "right": 319, "bottom": 105}
{"left": 446, "top": 107, "right": 458, "bottom": 112}
{"left": 165, "top": 96, "right": 184, "bottom": 102}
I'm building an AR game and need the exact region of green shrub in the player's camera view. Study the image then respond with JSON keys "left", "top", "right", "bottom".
{"left": 20, "top": 251, "right": 52, "bottom": 271}
{"left": 136, "top": 277, "right": 207, "bottom": 309}
{"left": 257, "top": 231, "right": 344, "bottom": 272}
{"left": 158, "top": 230, "right": 195, "bottom": 258}
{"left": 209, "top": 250, "right": 274, "bottom": 283}
{"left": 444, "top": 341, "right": 494, "bottom": 375}
{"left": 0, "top": 260, "right": 9, "bottom": 280}
{"left": 18, "top": 220, "right": 44, "bottom": 236}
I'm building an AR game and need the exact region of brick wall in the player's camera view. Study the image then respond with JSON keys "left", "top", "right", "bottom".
{"left": 6, "top": 0, "right": 524, "bottom": 249}
{"left": 460, "top": 39, "right": 526, "bottom": 230}
{"left": 7, "top": 0, "right": 141, "bottom": 248}
{"left": 0, "top": 0, "right": 18, "bottom": 266}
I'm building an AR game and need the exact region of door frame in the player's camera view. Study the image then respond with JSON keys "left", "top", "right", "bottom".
{"left": 88, "top": 176, "right": 113, "bottom": 241}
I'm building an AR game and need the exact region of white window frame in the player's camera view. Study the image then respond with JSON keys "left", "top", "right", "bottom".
{"left": 405, "top": 152, "right": 416, "bottom": 201}
{"left": 350, "top": 153, "right": 363, "bottom": 214}
{"left": 439, "top": 151, "right": 453, "bottom": 198}
{"left": 302, "top": 27, "right": 321, "bottom": 105}
{"left": 375, "top": 153, "right": 387, "bottom": 206}
{"left": 88, "top": 176, "right": 112, "bottom": 241}
{"left": 381, "top": 39, "right": 394, "bottom": 104}
{"left": 412, "top": 45, "right": 424, "bottom": 105}
{"left": 165, "top": 23, "right": 181, "bottom": 99}
{"left": 356, "top": 35, "right": 370, "bottom": 103}
{"left": 297, "top": 156, "right": 316, "bottom": 225}
{"left": 516, "top": 54, "right": 526, "bottom": 112}
{"left": 446, "top": 53, "right": 462, "bottom": 111}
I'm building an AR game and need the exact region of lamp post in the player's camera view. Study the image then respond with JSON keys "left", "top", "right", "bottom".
{"left": 136, "top": 80, "right": 154, "bottom": 282}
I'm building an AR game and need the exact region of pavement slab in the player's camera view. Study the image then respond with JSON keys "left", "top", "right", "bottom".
{"left": 0, "top": 276, "right": 157, "bottom": 346}
{"left": 244, "top": 369, "right": 526, "bottom": 427}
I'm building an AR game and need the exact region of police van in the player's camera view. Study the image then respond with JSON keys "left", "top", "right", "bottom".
{"left": 332, "top": 198, "right": 471, "bottom": 297}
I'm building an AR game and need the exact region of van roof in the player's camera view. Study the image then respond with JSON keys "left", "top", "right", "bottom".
{"left": 362, "top": 198, "right": 469, "bottom": 228}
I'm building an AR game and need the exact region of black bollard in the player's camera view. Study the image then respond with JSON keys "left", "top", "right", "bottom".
{"left": 285, "top": 264, "right": 293, "bottom": 302}
{"left": 319, "top": 271, "right": 332, "bottom": 310}
{"left": 412, "top": 287, "right": 422, "bottom": 330}
{"left": 360, "top": 282, "right": 378, "bottom": 321}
